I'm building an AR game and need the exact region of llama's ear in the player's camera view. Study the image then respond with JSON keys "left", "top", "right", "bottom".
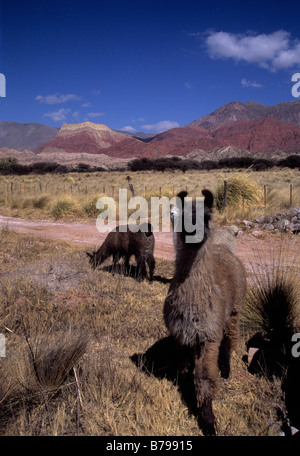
{"left": 143, "top": 222, "right": 153, "bottom": 236}
{"left": 147, "top": 223, "right": 153, "bottom": 233}
{"left": 202, "top": 190, "right": 214, "bottom": 210}
{"left": 86, "top": 252, "right": 93, "bottom": 259}
{"left": 176, "top": 191, "right": 188, "bottom": 204}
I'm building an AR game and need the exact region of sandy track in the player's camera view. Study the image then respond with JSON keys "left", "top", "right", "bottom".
{"left": 0, "top": 215, "right": 299, "bottom": 269}
{"left": 0, "top": 215, "right": 176, "bottom": 259}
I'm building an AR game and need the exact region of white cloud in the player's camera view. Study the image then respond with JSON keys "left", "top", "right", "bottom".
{"left": 85, "top": 112, "right": 105, "bottom": 118}
{"left": 44, "top": 108, "right": 70, "bottom": 122}
{"left": 121, "top": 126, "right": 137, "bottom": 133}
{"left": 141, "top": 120, "right": 180, "bottom": 133}
{"left": 272, "top": 42, "right": 300, "bottom": 69}
{"left": 205, "top": 30, "right": 300, "bottom": 70}
{"left": 72, "top": 111, "right": 80, "bottom": 119}
{"left": 82, "top": 102, "right": 91, "bottom": 107}
{"left": 36, "top": 93, "right": 81, "bottom": 104}
{"left": 241, "top": 78, "right": 263, "bottom": 88}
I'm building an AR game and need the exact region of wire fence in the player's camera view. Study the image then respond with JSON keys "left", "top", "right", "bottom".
{"left": 0, "top": 180, "right": 297, "bottom": 208}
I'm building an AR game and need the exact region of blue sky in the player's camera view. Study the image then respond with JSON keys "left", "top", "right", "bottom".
{"left": 1, "top": 0, "right": 300, "bottom": 132}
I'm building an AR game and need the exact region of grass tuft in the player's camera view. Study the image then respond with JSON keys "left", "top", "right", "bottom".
{"left": 51, "top": 197, "right": 82, "bottom": 218}
{"left": 241, "top": 243, "right": 300, "bottom": 348}
{"left": 215, "top": 174, "right": 264, "bottom": 211}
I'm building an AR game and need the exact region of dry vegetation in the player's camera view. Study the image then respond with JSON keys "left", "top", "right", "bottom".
{"left": 0, "top": 167, "right": 299, "bottom": 436}
{"left": 0, "top": 168, "right": 299, "bottom": 224}
{"left": 0, "top": 229, "right": 292, "bottom": 436}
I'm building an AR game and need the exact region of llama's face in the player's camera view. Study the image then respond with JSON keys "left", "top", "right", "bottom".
{"left": 170, "top": 203, "right": 180, "bottom": 227}
{"left": 86, "top": 251, "right": 98, "bottom": 269}
{"left": 170, "top": 203, "right": 180, "bottom": 249}
{"left": 171, "top": 190, "right": 213, "bottom": 247}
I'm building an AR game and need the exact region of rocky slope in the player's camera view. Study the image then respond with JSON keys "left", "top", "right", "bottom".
{"left": 187, "top": 100, "right": 300, "bottom": 130}
{"left": 213, "top": 117, "right": 300, "bottom": 153}
{"left": 2, "top": 100, "right": 300, "bottom": 163}
{"left": 34, "top": 122, "right": 129, "bottom": 155}
{"left": 0, "top": 121, "right": 59, "bottom": 151}
{"left": 35, "top": 117, "right": 300, "bottom": 159}
{"left": 188, "top": 100, "right": 300, "bottom": 129}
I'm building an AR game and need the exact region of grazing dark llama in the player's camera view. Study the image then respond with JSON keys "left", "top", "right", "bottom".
{"left": 164, "top": 190, "right": 246, "bottom": 435}
{"left": 86, "top": 222, "right": 155, "bottom": 281}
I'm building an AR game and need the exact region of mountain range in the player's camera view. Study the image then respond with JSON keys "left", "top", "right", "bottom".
{"left": 1, "top": 100, "right": 300, "bottom": 165}
{"left": 187, "top": 100, "right": 300, "bottom": 129}
{"left": 0, "top": 121, "right": 59, "bottom": 151}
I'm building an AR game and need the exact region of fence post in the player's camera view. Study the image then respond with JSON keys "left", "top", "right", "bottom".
{"left": 242, "top": 184, "right": 245, "bottom": 217}
{"left": 222, "top": 180, "right": 227, "bottom": 213}
{"left": 129, "top": 183, "right": 134, "bottom": 197}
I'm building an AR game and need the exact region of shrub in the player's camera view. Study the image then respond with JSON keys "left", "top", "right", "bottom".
{"left": 82, "top": 194, "right": 105, "bottom": 217}
{"left": 63, "top": 175, "right": 75, "bottom": 183}
{"left": 215, "top": 174, "right": 264, "bottom": 210}
{"left": 241, "top": 251, "right": 300, "bottom": 343}
{"left": 32, "top": 195, "right": 52, "bottom": 209}
{"left": 277, "top": 154, "right": 300, "bottom": 169}
{"left": 50, "top": 197, "right": 82, "bottom": 218}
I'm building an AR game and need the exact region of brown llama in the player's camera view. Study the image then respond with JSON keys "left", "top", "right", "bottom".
{"left": 164, "top": 190, "right": 246, "bottom": 435}
{"left": 86, "top": 222, "right": 155, "bottom": 281}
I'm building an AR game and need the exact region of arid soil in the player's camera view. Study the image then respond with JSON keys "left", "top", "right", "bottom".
{"left": 1, "top": 215, "right": 299, "bottom": 273}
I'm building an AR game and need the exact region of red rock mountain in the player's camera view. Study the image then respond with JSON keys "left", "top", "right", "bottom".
{"left": 35, "top": 117, "right": 300, "bottom": 158}
{"left": 187, "top": 100, "right": 300, "bottom": 129}
{"left": 35, "top": 123, "right": 222, "bottom": 158}
{"left": 34, "top": 122, "right": 127, "bottom": 155}
{"left": 213, "top": 117, "right": 300, "bottom": 153}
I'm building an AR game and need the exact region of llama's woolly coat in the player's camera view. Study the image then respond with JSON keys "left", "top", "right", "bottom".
{"left": 163, "top": 189, "right": 247, "bottom": 435}
{"left": 87, "top": 223, "right": 155, "bottom": 280}
{"left": 164, "top": 235, "right": 246, "bottom": 347}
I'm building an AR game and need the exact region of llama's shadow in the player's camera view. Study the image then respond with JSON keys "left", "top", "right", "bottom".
{"left": 100, "top": 263, "right": 172, "bottom": 284}
{"left": 130, "top": 336, "right": 199, "bottom": 420}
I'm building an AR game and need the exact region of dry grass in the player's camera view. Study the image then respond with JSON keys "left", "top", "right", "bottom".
{"left": 0, "top": 230, "right": 289, "bottom": 436}
{"left": 241, "top": 243, "right": 300, "bottom": 342}
{"left": 0, "top": 168, "right": 299, "bottom": 223}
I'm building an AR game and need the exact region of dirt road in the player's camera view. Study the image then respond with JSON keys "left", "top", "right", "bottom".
{"left": 0, "top": 214, "right": 176, "bottom": 260}
{"left": 0, "top": 215, "right": 299, "bottom": 270}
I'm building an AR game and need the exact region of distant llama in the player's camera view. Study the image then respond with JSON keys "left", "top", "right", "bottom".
{"left": 164, "top": 190, "right": 246, "bottom": 435}
{"left": 86, "top": 222, "right": 155, "bottom": 281}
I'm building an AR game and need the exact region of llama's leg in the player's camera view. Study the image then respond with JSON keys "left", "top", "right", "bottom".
{"left": 218, "top": 312, "right": 239, "bottom": 379}
{"left": 124, "top": 254, "right": 131, "bottom": 274}
{"left": 177, "top": 342, "right": 194, "bottom": 381}
{"left": 112, "top": 253, "right": 120, "bottom": 275}
{"left": 136, "top": 257, "right": 147, "bottom": 280}
{"left": 176, "top": 343, "right": 196, "bottom": 409}
{"left": 193, "top": 340, "right": 220, "bottom": 436}
{"left": 147, "top": 256, "right": 155, "bottom": 282}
